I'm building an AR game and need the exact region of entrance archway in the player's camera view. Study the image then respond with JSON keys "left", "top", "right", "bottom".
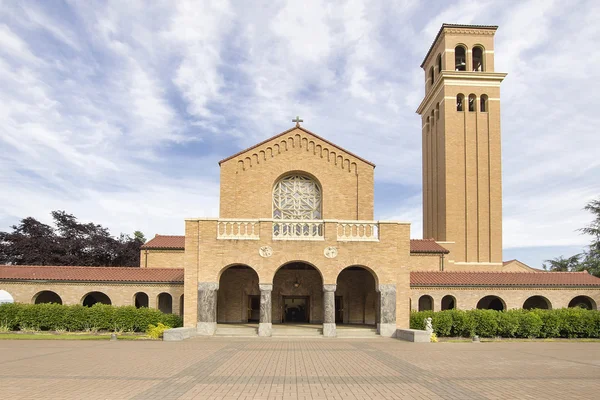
{"left": 477, "top": 295, "right": 505, "bottom": 311}
{"left": 82, "top": 292, "right": 111, "bottom": 307}
{"left": 568, "top": 296, "right": 596, "bottom": 310}
{"left": 33, "top": 291, "right": 62, "bottom": 305}
{"left": 335, "top": 266, "right": 377, "bottom": 326}
{"left": 157, "top": 293, "right": 172, "bottom": 313}
{"left": 134, "top": 292, "right": 149, "bottom": 308}
{"left": 217, "top": 265, "right": 259, "bottom": 323}
{"left": 523, "top": 296, "right": 551, "bottom": 310}
{"left": 273, "top": 262, "right": 323, "bottom": 324}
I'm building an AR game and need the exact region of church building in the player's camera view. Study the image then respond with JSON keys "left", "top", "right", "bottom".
{"left": 2, "top": 24, "right": 600, "bottom": 338}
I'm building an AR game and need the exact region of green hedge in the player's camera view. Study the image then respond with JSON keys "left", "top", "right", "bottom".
{"left": 410, "top": 308, "right": 600, "bottom": 338}
{"left": 0, "top": 303, "right": 183, "bottom": 332}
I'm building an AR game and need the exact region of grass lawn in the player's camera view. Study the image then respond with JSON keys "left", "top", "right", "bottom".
{"left": 0, "top": 332, "right": 153, "bottom": 340}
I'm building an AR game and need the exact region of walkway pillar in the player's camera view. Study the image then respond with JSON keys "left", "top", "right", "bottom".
{"left": 197, "top": 282, "right": 218, "bottom": 335}
{"left": 323, "top": 284, "right": 337, "bottom": 337}
{"left": 379, "top": 284, "right": 397, "bottom": 337}
{"left": 258, "top": 284, "right": 273, "bottom": 337}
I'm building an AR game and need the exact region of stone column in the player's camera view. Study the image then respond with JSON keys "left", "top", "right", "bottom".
{"left": 258, "top": 284, "right": 273, "bottom": 337}
{"left": 197, "top": 282, "right": 218, "bottom": 335}
{"left": 323, "top": 284, "right": 336, "bottom": 337}
{"left": 379, "top": 284, "right": 397, "bottom": 337}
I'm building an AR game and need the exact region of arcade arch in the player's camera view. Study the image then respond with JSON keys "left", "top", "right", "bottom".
{"left": 273, "top": 262, "right": 323, "bottom": 324}
{"left": 33, "top": 290, "right": 62, "bottom": 305}
{"left": 523, "top": 296, "right": 551, "bottom": 310}
{"left": 335, "top": 266, "right": 378, "bottom": 326}
{"left": 217, "top": 265, "right": 260, "bottom": 323}
{"left": 82, "top": 292, "right": 111, "bottom": 307}
{"left": 476, "top": 295, "right": 505, "bottom": 311}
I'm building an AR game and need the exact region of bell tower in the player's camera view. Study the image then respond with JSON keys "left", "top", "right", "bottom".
{"left": 416, "top": 24, "right": 507, "bottom": 267}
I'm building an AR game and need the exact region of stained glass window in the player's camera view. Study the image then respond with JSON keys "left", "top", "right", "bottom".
{"left": 273, "top": 175, "right": 322, "bottom": 220}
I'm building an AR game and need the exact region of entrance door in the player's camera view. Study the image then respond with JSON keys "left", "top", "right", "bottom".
{"left": 335, "top": 296, "right": 343, "bottom": 323}
{"left": 283, "top": 296, "right": 309, "bottom": 323}
{"left": 248, "top": 295, "right": 260, "bottom": 322}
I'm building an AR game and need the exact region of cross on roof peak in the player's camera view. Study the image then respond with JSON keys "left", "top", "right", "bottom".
{"left": 292, "top": 116, "right": 303, "bottom": 127}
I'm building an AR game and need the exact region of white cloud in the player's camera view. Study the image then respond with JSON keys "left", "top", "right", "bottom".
{"left": 0, "top": 0, "right": 598, "bottom": 260}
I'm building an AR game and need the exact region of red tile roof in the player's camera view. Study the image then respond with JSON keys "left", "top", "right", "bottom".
{"left": 411, "top": 271, "right": 600, "bottom": 287}
{"left": 0, "top": 265, "right": 184, "bottom": 283}
{"left": 410, "top": 239, "right": 449, "bottom": 254}
{"left": 141, "top": 235, "right": 185, "bottom": 249}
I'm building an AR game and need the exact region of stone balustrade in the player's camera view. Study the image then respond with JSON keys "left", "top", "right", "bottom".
{"left": 336, "top": 220, "right": 379, "bottom": 242}
{"left": 215, "top": 219, "right": 381, "bottom": 242}
{"left": 216, "top": 219, "right": 260, "bottom": 240}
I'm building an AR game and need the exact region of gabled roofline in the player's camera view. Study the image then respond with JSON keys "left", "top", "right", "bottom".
{"left": 218, "top": 125, "right": 376, "bottom": 167}
{"left": 420, "top": 23, "right": 498, "bottom": 68}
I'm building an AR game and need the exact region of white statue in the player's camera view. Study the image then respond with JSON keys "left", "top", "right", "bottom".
{"left": 425, "top": 317, "right": 433, "bottom": 334}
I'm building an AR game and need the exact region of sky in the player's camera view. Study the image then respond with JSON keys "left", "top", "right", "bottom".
{"left": 0, "top": 0, "right": 598, "bottom": 269}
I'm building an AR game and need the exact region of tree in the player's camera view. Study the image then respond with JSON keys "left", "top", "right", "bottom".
{"left": 543, "top": 254, "right": 581, "bottom": 272}
{"left": 544, "top": 196, "right": 600, "bottom": 277}
{"left": 0, "top": 211, "right": 144, "bottom": 267}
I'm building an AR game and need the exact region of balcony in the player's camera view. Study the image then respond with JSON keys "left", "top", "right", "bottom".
{"left": 216, "top": 219, "right": 380, "bottom": 242}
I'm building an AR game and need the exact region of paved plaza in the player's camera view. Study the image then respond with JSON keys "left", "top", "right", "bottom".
{"left": 1, "top": 337, "right": 600, "bottom": 399}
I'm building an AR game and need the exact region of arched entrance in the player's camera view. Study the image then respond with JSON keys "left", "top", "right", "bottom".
{"left": 568, "top": 296, "right": 596, "bottom": 310}
{"left": 157, "top": 293, "right": 173, "bottom": 313}
{"left": 418, "top": 295, "right": 434, "bottom": 311}
{"left": 82, "top": 292, "right": 111, "bottom": 307}
{"left": 477, "top": 295, "right": 505, "bottom": 311}
{"left": 33, "top": 291, "right": 62, "bottom": 305}
{"left": 217, "top": 265, "right": 259, "bottom": 323}
{"left": 441, "top": 295, "right": 456, "bottom": 310}
{"left": 335, "top": 266, "right": 377, "bottom": 326}
{"left": 134, "top": 292, "right": 149, "bottom": 308}
{"left": 273, "top": 262, "right": 323, "bottom": 324}
{"left": 523, "top": 296, "right": 551, "bottom": 310}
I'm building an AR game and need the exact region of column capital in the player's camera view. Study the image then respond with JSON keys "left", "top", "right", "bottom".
{"left": 323, "top": 284, "right": 337, "bottom": 293}
{"left": 259, "top": 283, "right": 273, "bottom": 292}
{"left": 198, "top": 282, "right": 219, "bottom": 291}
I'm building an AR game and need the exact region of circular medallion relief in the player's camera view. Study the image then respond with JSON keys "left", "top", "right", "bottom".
{"left": 324, "top": 246, "right": 338, "bottom": 259}
{"left": 259, "top": 246, "right": 273, "bottom": 258}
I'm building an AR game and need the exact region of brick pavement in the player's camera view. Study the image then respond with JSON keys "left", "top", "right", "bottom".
{"left": 1, "top": 338, "right": 599, "bottom": 399}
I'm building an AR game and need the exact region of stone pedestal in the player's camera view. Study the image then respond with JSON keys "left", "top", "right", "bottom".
{"left": 197, "top": 282, "right": 218, "bottom": 336}
{"left": 323, "top": 284, "right": 336, "bottom": 337}
{"left": 258, "top": 284, "right": 273, "bottom": 337}
{"left": 379, "top": 284, "right": 397, "bottom": 337}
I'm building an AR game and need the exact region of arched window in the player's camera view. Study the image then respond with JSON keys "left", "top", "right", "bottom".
{"left": 426, "top": 116, "right": 430, "bottom": 131}
{"left": 441, "top": 295, "right": 456, "bottom": 310}
{"left": 134, "top": 292, "right": 149, "bottom": 308}
{"left": 476, "top": 295, "right": 505, "bottom": 311}
{"left": 472, "top": 46, "right": 484, "bottom": 71}
{"left": 480, "top": 94, "right": 488, "bottom": 112}
{"left": 34, "top": 291, "right": 62, "bottom": 305}
{"left": 418, "top": 295, "right": 433, "bottom": 311}
{"left": 158, "top": 293, "right": 173, "bottom": 314}
{"left": 456, "top": 94, "right": 464, "bottom": 111}
{"left": 436, "top": 54, "right": 442, "bottom": 73}
{"left": 430, "top": 110, "right": 435, "bottom": 126}
{"left": 429, "top": 67, "right": 434, "bottom": 87}
{"left": 273, "top": 174, "right": 322, "bottom": 219}
{"left": 435, "top": 103, "right": 440, "bottom": 120}
{"left": 568, "top": 296, "right": 596, "bottom": 310}
{"left": 468, "top": 94, "right": 476, "bottom": 112}
{"left": 523, "top": 296, "right": 551, "bottom": 310}
{"left": 455, "top": 46, "right": 466, "bottom": 71}
{"left": 82, "top": 292, "right": 111, "bottom": 307}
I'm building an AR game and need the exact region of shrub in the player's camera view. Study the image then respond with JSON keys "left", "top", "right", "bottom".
{"left": 146, "top": 323, "right": 171, "bottom": 339}
{"left": 0, "top": 303, "right": 182, "bottom": 332}
{"left": 409, "top": 308, "right": 600, "bottom": 339}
